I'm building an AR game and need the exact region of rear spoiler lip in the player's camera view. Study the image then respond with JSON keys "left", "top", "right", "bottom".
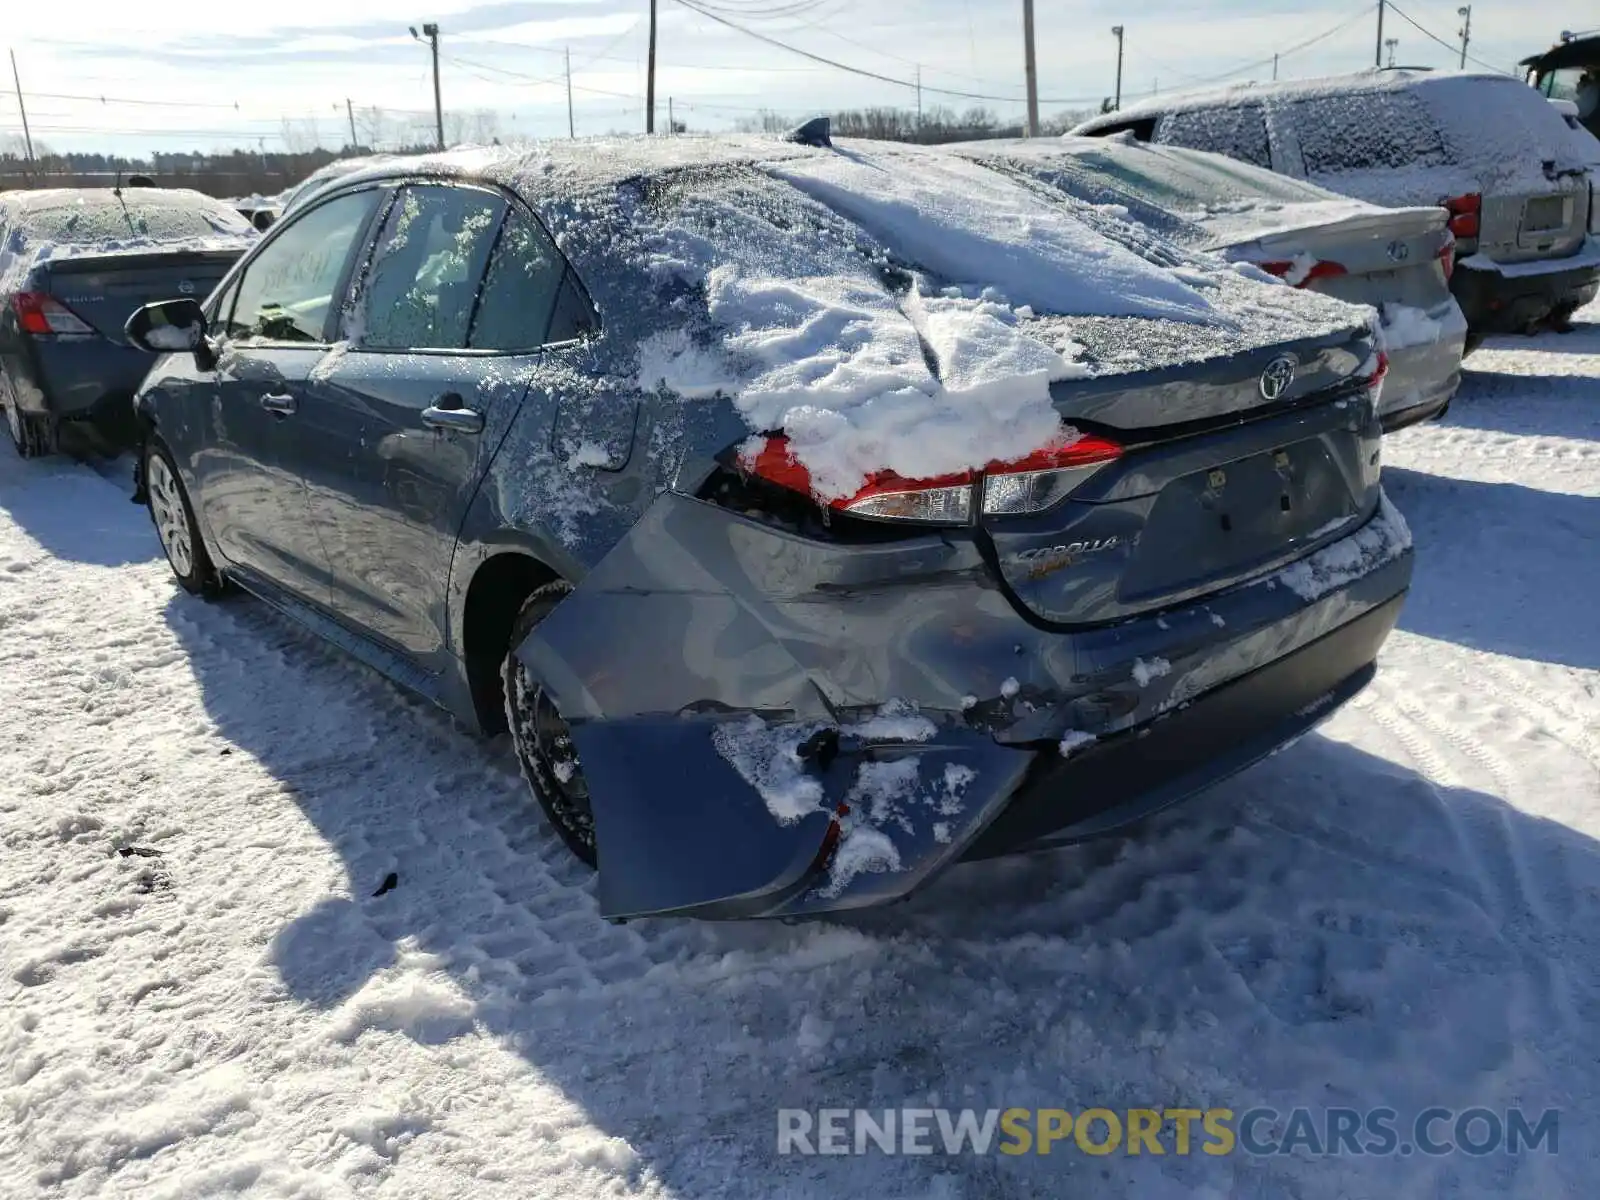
{"left": 36, "top": 246, "right": 247, "bottom": 278}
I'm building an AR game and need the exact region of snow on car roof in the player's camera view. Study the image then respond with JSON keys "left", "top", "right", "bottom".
{"left": 0, "top": 187, "right": 254, "bottom": 293}
{"left": 288, "top": 136, "right": 1370, "bottom": 503}
{"left": 1071, "top": 70, "right": 1585, "bottom": 207}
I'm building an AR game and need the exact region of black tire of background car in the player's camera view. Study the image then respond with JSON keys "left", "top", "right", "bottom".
{"left": 501, "top": 580, "right": 599, "bottom": 869}
{"left": 5, "top": 403, "right": 55, "bottom": 459}
{"left": 143, "top": 440, "right": 228, "bottom": 598}
{"left": 1463, "top": 332, "right": 1485, "bottom": 357}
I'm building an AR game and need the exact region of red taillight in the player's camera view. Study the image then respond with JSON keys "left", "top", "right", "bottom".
{"left": 739, "top": 430, "right": 1123, "bottom": 525}
{"left": 1437, "top": 232, "right": 1456, "bottom": 282}
{"left": 1257, "top": 259, "right": 1349, "bottom": 288}
{"left": 10, "top": 292, "right": 94, "bottom": 337}
{"left": 1443, "top": 193, "right": 1481, "bottom": 241}
{"left": 1363, "top": 350, "right": 1390, "bottom": 410}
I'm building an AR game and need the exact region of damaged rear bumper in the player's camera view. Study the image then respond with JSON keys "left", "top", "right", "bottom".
{"left": 514, "top": 492, "right": 1413, "bottom": 921}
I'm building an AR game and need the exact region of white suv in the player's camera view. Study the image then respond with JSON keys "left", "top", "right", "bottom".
{"left": 1072, "top": 70, "right": 1600, "bottom": 348}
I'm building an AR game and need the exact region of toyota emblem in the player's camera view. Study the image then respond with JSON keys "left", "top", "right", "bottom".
{"left": 1259, "top": 355, "right": 1296, "bottom": 401}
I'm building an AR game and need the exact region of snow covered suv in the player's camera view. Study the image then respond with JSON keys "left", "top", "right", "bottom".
{"left": 1072, "top": 70, "right": 1600, "bottom": 346}
{"left": 123, "top": 137, "right": 1412, "bottom": 921}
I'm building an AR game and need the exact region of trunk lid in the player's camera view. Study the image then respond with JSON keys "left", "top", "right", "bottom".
{"left": 979, "top": 325, "right": 1382, "bottom": 628}
{"left": 38, "top": 248, "right": 243, "bottom": 344}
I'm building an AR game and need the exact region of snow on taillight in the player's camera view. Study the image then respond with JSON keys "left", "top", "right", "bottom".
{"left": 1437, "top": 231, "right": 1456, "bottom": 282}
{"left": 1442, "top": 193, "right": 1481, "bottom": 241}
{"left": 738, "top": 430, "right": 1123, "bottom": 526}
{"left": 1258, "top": 258, "right": 1348, "bottom": 288}
{"left": 980, "top": 433, "right": 1123, "bottom": 516}
{"left": 10, "top": 292, "right": 94, "bottom": 338}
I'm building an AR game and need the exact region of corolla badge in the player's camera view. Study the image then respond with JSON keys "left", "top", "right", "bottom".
{"left": 1259, "top": 355, "right": 1297, "bottom": 401}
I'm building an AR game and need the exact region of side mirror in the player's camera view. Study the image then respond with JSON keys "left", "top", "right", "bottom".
{"left": 127, "top": 298, "right": 209, "bottom": 354}
{"left": 127, "top": 298, "right": 216, "bottom": 370}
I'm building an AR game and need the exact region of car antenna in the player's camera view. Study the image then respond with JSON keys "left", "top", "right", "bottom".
{"left": 111, "top": 168, "right": 136, "bottom": 235}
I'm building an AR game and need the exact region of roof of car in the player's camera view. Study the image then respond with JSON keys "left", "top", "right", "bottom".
{"left": 310, "top": 135, "right": 822, "bottom": 205}
{"left": 1070, "top": 68, "right": 1510, "bottom": 132}
{"left": 1519, "top": 34, "right": 1600, "bottom": 71}
{"left": 0, "top": 186, "right": 225, "bottom": 212}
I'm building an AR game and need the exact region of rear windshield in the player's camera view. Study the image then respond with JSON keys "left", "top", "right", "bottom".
{"left": 1065, "top": 144, "right": 1336, "bottom": 210}
{"left": 13, "top": 192, "right": 251, "bottom": 245}
{"left": 1291, "top": 91, "right": 1449, "bottom": 173}
{"left": 1158, "top": 105, "right": 1273, "bottom": 168}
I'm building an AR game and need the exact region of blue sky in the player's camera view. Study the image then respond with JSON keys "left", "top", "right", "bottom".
{"left": 1, "top": 0, "right": 1591, "bottom": 156}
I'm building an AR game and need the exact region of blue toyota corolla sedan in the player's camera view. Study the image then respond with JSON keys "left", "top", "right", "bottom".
{"left": 124, "top": 134, "right": 1412, "bottom": 920}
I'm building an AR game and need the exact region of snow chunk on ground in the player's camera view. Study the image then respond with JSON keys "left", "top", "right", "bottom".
{"left": 1274, "top": 493, "right": 1413, "bottom": 601}
{"left": 768, "top": 149, "right": 1218, "bottom": 324}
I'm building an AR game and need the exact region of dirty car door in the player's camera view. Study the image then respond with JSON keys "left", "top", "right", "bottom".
{"left": 193, "top": 189, "right": 382, "bottom": 601}
{"left": 298, "top": 186, "right": 597, "bottom": 663}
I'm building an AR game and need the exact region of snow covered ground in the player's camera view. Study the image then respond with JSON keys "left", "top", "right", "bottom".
{"left": 1, "top": 306, "right": 1597, "bottom": 1199}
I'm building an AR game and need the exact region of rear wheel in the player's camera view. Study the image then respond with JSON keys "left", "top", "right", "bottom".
{"left": 502, "top": 581, "right": 597, "bottom": 868}
{"left": 144, "top": 441, "right": 224, "bottom": 597}
{"left": 4, "top": 399, "right": 54, "bottom": 459}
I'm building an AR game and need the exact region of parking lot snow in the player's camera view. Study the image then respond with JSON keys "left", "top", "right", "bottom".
{"left": 1, "top": 307, "right": 1598, "bottom": 1197}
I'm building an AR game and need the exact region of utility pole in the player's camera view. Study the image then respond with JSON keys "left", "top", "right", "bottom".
{"left": 1273, "top": 53, "right": 1279, "bottom": 81}
{"left": 1385, "top": 37, "right": 1398, "bottom": 68}
{"left": 9, "top": 50, "right": 35, "bottom": 171}
{"left": 1111, "top": 25, "right": 1125, "bottom": 112}
{"left": 1022, "top": 0, "right": 1040, "bottom": 137}
{"left": 410, "top": 23, "right": 444, "bottom": 149}
{"left": 668, "top": 96, "right": 674, "bottom": 133}
{"left": 1375, "top": 0, "right": 1386, "bottom": 68}
{"left": 565, "top": 47, "right": 575, "bottom": 138}
{"left": 915, "top": 65, "right": 922, "bottom": 130}
{"left": 1457, "top": 6, "right": 1472, "bottom": 69}
{"left": 647, "top": 0, "right": 658, "bottom": 134}
{"left": 345, "top": 98, "right": 357, "bottom": 148}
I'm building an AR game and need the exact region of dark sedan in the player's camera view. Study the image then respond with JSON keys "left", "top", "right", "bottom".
{"left": 125, "top": 136, "right": 1412, "bottom": 920}
{"left": 0, "top": 187, "right": 254, "bottom": 456}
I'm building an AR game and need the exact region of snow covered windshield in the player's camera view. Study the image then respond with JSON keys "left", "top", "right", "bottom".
{"left": 1053, "top": 142, "right": 1337, "bottom": 211}
{"left": 9, "top": 190, "right": 251, "bottom": 245}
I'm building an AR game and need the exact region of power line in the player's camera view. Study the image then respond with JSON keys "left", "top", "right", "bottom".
{"left": 1170, "top": 6, "right": 1373, "bottom": 91}
{"left": 1383, "top": 1, "right": 1515, "bottom": 73}
{"left": 668, "top": 0, "right": 1101, "bottom": 106}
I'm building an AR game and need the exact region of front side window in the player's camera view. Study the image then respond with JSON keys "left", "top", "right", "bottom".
{"left": 225, "top": 190, "right": 380, "bottom": 343}
{"left": 354, "top": 185, "right": 506, "bottom": 350}
{"left": 469, "top": 211, "right": 595, "bottom": 351}
{"left": 1159, "top": 105, "right": 1273, "bottom": 169}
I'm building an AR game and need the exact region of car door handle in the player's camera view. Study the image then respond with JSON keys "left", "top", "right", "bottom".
{"left": 421, "top": 403, "right": 484, "bottom": 434}
{"left": 260, "top": 392, "right": 297, "bottom": 415}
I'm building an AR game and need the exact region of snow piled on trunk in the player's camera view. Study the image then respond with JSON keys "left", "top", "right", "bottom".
{"left": 629, "top": 142, "right": 1243, "bottom": 500}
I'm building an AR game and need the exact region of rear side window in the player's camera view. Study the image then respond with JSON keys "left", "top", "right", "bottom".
{"left": 1291, "top": 91, "right": 1449, "bottom": 173}
{"left": 356, "top": 185, "right": 506, "bottom": 350}
{"left": 469, "top": 211, "right": 596, "bottom": 350}
{"left": 1158, "top": 105, "right": 1272, "bottom": 168}
{"left": 225, "top": 190, "right": 380, "bottom": 343}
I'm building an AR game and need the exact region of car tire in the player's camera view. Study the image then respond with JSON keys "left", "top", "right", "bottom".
{"left": 4, "top": 401, "right": 54, "bottom": 459}
{"left": 501, "top": 580, "right": 598, "bottom": 869}
{"left": 143, "top": 441, "right": 224, "bottom": 597}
